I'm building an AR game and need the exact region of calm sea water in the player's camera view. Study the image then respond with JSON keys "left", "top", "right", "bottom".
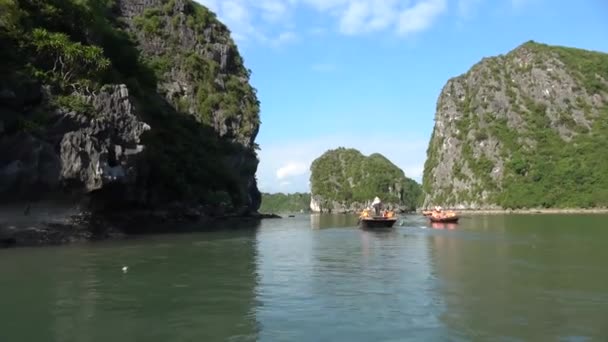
{"left": 1, "top": 213, "right": 607, "bottom": 341}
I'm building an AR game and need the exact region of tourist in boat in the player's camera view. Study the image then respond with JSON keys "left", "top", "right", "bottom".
{"left": 360, "top": 209, "right": 370, "bottom": 218}
{"left": 372, "top": 196, "right": 382, "bottom": 216}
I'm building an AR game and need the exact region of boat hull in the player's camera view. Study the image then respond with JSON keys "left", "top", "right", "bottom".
{"left": 429, "top": 216, "right": 459, "bottom": 223}
{"left": 359, "top": 217, "right": 397, "bottom": 228}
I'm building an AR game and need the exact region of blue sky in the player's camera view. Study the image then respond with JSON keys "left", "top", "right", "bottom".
{"left": 195, "top": 0, "right": 608, "bottom": 194}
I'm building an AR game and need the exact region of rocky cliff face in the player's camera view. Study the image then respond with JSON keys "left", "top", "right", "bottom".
{"left": 309, "top": 148, "right": 421, "bottom": 213}
{"left": 116, "top": 0, "right": 260, "bottom": 146}
{"left": 0, "top": 0, "right": 262, "bottom": 237}
{"left": 422, "top": 41, "right": 608, "bottom": 209}
{"left": 0, "top": 84, "right": 148, "bottom": 201}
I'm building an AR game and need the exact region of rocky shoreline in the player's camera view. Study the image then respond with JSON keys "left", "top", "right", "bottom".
{"left": 420, "top": 208, "right": 608, "bottom": 215}
{"left": 0, "top": 207, "right": 281, "bottom": 249}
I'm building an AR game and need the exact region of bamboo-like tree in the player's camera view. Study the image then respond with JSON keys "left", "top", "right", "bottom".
{"left": 30, "top": 28, "right": 110, "bottom": 89}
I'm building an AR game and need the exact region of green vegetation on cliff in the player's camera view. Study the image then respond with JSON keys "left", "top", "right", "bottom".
{"left": 259, "top": 193, "right": 311, "bottom": 214}
{"left": 310, "top": 148, "right": 421, "bottom": 210}
{"left": 497, "top": 106, "right": 608, "bottom": 208}
{"left": 0, "top": 0, "right": 260, "bottom": 210}
{"left": 423, "top": 41, "right": 608, "bottom": 209}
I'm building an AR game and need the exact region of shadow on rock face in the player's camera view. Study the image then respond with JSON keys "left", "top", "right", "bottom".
{"left": 0, "top": 0, "right": 263, "bottom": 245}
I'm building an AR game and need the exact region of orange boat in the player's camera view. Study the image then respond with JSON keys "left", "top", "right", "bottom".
{"left": 429, "top": 214, "right": 459, "bottom": 223}
{"left": 426, "top": 207, "right": 459, "bottom": 223}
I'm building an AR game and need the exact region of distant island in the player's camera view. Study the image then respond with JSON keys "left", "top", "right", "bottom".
{"left": 422, "top": 41, "right": 608, "bottom": 210}
{"left": 259, "top": 193, "right": 311, "bottom": 214}
{"left": 309, "top": 147, "right": 421, "bottom": 213}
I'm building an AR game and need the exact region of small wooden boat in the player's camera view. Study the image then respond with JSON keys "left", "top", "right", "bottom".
{"left": 428, "top": 215, "right": 459, "bottom": 223}
{"left": 359, "top": 216, "right": 397, "bottom": 228}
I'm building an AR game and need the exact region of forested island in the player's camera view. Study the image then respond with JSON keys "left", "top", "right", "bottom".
{"left": 309, "top": 148, "right": 421, "bottom": 213}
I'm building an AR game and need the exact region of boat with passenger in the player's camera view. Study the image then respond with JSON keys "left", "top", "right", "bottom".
{"left": 426, "top": 206, "right": 460, "bottom": 223}
{"left": 359, "top": 211, "right": 397, "bottom": 228}
{"left": 358, "top": 197, "right": 397, "bottom": 228}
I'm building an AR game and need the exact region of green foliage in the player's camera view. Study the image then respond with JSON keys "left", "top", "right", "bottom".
{"left": 133, "top": 8, "right": 164, "bottom": 35}
{"left": 474, "top": 130, "right": 488, "bottom": 141}
{"left": 145, "top": 55, "right": 172, "bottom": 76}
{"left": 310, "top": 148, "right": 421, "bottom": 210}
{"left": 498, "top": 106, "right": 608, "bottom": 209}
{"left": 0, "top": 0, "right": 20, "bottom": 31}
{"left": 422, "top": 130, "right": 441, "bottom": 195}
{"left": 52, "top": 94, "right": 93, "bottom": 114}
{"left": 525, "top": 41, "right": 608, "bottom": 94}
{"left": 259, "top": 193, "right": 311, "bottom": 214}
{"left": 184, "top": 1, "right": 216, "bottom": 33}
{"left": 29, "top": 28, "right": 110, "bottom": 87}
{"left": 403, "top": 177, "right": 423, "bottom": 211}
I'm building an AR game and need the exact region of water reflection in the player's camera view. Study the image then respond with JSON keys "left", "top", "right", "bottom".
{"left": 430, "top": 222, "right": 458, "bottom": 230}
{"left": 427, "top": 214, "right": 608, "bottom": 340}
{"left": 309, "top": 213, "right": 358, "bottom": 229}
{"left": 254, "top": 214, "right": 448, "bottom": 340}
{"left": 255, "top": 214, "right": 317, "bottom": 341}
{"left": 358, "top": 227, "right": 401, "bottom": 260}
{"left": 0, "top": 226, "right": 261, "bottom": 342}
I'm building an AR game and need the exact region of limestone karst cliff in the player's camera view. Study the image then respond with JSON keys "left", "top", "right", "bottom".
{"left": 422, "top": 41, "right": 608, "bottom": 209}
{"left": 0, "top": 0, "right": 261, "bottom": 234}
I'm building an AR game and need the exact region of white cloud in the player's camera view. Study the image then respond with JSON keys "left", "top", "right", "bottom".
{"left": 195, "top": 0, "right": 295, "bottom": 45}
{"left": 257, "top": 134, "right": 428, "bottom": 193}
{"left": 276, "top": 162, "right": 308, "bottom": 179}
{"left": 324, "top": 0, "right": 446, "bottom": 36}
{"left": 194, "top": 0, "right": 529, "bottom": 44}
{"left": 195, "top": 0, "right": 454, "bottom": 45}
{"left": 339, "top": 1, "right": 370, "bottom": 35}
{"left": 397, "top": 0, "right": 446, "bottom": 35}
{"left": 368, "top": 0, "right": 399, "bottom": 31}
{"left": 272, "top": 31, "right": 297, "bottom": 45}
{"left": 255, "top": 0, "right": 290, "bottom": 21}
